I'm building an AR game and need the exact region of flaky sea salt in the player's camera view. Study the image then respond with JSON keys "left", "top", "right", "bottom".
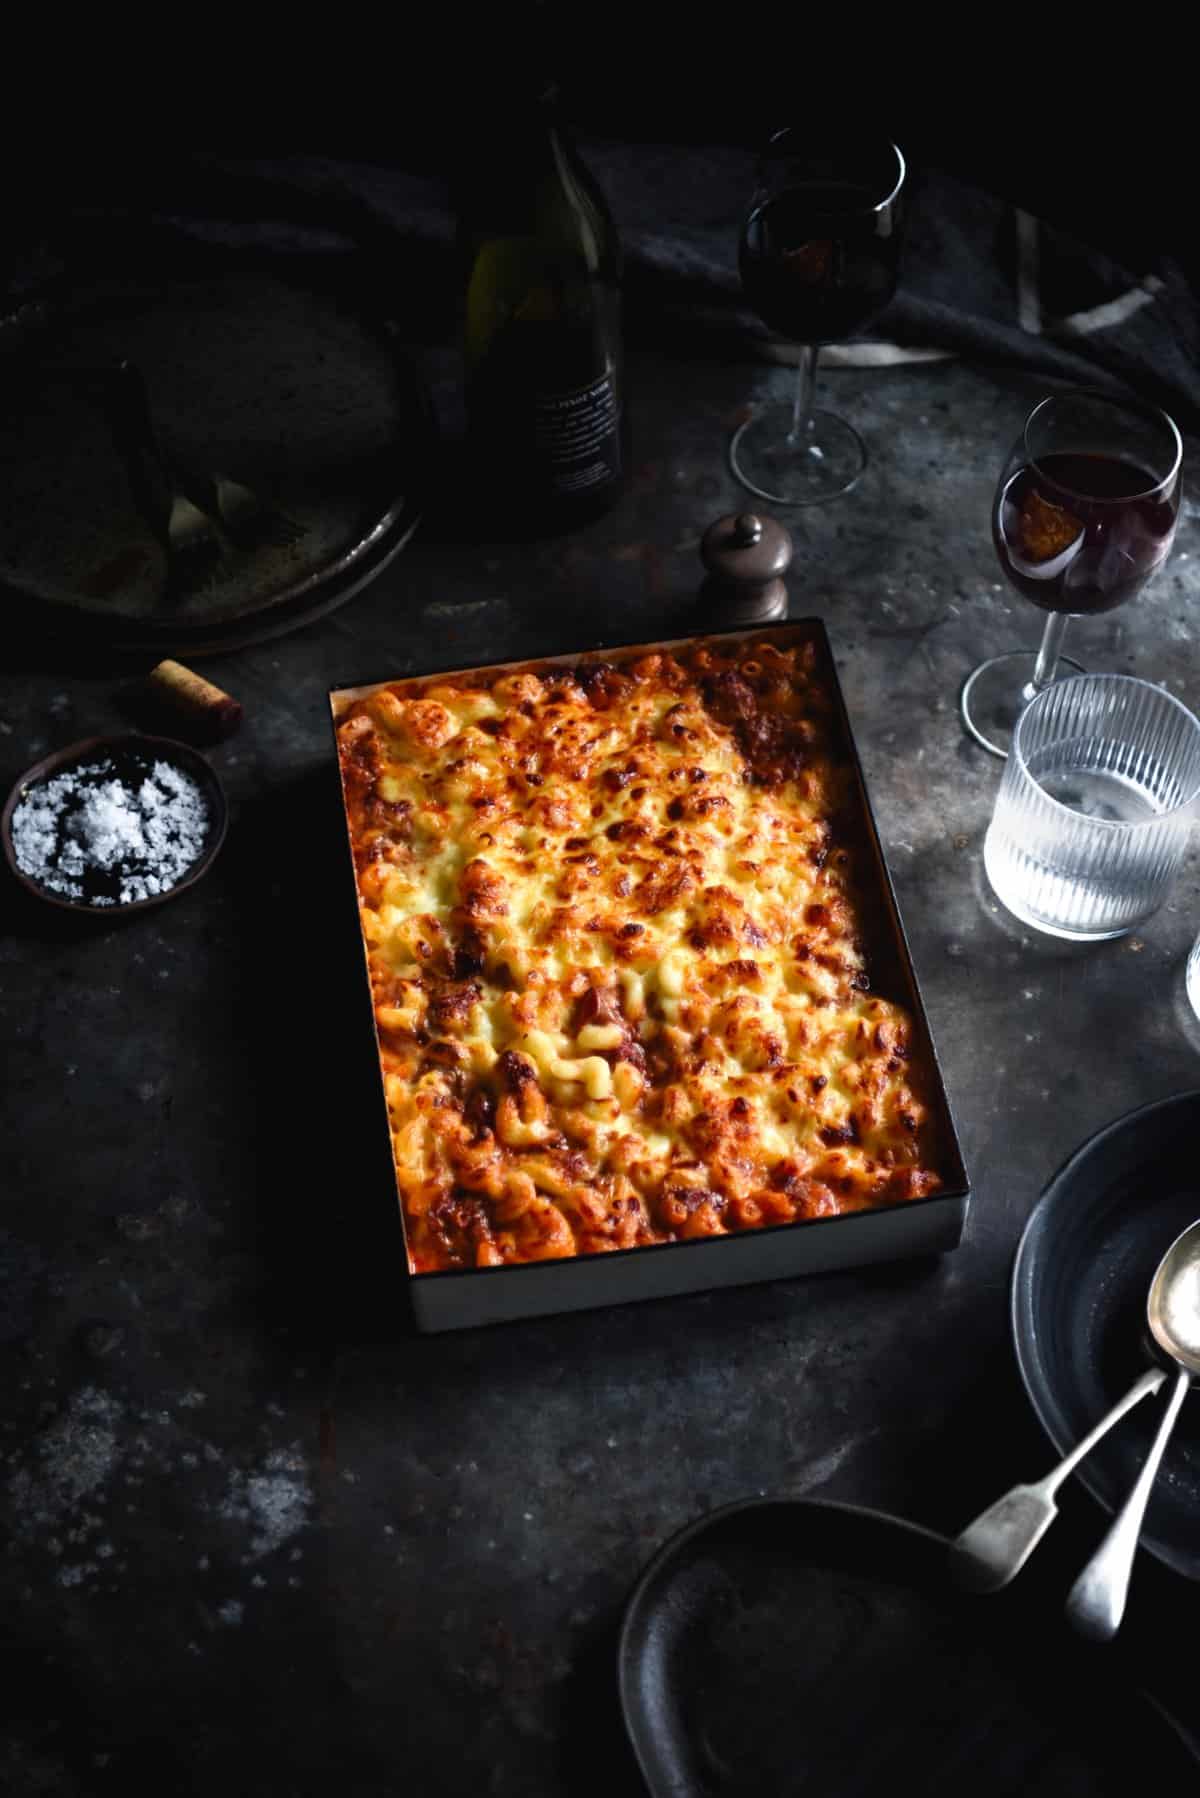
{"left": 11, "top": 755, "right": 211, "bottom": 906}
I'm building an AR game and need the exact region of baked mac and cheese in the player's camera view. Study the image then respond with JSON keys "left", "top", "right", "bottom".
{"left": 336, "top": 635, "right": 942, "bottom": 1273}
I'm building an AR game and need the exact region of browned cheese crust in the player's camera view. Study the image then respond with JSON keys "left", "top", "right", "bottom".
{"left": 336, "top": 638, "right": 942, "bottom": 1272}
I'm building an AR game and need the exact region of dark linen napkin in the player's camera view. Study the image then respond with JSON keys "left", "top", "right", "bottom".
{"left": 5, "top": 146, "right": 1197, "bottom": 431}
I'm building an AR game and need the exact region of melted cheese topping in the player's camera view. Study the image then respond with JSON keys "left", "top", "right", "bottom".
{"left": 336, "top": 637, "right": 942, "bottom": 1272}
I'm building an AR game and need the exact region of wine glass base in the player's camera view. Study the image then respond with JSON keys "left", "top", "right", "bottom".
{"left": 960, "top": 648, "right": 1087, "bottom": 759}
{"left": 730, "top": 402, "right": 866, "bottom": 506}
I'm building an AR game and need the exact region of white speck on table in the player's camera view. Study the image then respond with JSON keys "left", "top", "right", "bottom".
{"left": 6, "top": 1387, "right": 122, "bottom": 1541}
{"left": 217, "top": 1447, "right": 312, "bottom": 1560}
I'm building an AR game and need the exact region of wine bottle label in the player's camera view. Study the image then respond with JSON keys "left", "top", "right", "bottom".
{"left": 532, "top": 371, "right": 622, "bottom": 497}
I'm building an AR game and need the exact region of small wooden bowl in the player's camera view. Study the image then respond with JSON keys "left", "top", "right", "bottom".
{"left": 2, "top": 733, "right": 228, "bottom": 915}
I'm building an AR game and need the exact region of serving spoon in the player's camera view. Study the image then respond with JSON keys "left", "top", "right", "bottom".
{"left": 1064, "top": 1217, "right": 1200, "bottom": 1643}
{"left": 949, "top": 1218, "right": 1200, "bottom": 1609}
{"left": 948, "top": 1366, "right": 1166, "bottom": 1595}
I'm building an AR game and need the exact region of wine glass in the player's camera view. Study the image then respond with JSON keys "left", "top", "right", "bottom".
{"left": 961, "top": 390, "right": 1183, "bottom": 758}
{"left": 731, "top": 131, "right": 907, "bottom": 507}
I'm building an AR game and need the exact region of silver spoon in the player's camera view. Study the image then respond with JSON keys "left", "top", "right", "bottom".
{"left": 1065, "top": 1218, "right": 1200, "bottom": 1643}
{"left": 948, "top": 1364, "right": 1167, "bottom": 1594}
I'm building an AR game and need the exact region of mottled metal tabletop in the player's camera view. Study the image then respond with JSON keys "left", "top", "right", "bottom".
{"left": 3, "top": 347, "right": 1199, "bottom": 1795}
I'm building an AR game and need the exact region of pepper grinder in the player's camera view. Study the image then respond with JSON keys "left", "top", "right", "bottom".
{"left": 697, "top": 510, "right": 792, "bottom": 625}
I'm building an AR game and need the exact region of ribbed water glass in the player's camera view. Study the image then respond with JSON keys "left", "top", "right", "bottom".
{"left": 983, "top": 674, "right": 1200, "bottom": 940}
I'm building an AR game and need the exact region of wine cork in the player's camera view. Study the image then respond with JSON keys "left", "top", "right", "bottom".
{"left": 146, "top": 660, "right": 243, "bottom": 743}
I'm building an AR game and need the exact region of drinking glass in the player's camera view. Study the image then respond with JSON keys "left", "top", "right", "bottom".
{"left": 962, "top": 390, "right": 1183, "bottom": 758}
{"left": 731, "top": 132, "right": 906, "bottom": 506}
{"left": 1186, "top": 932, "right": 1200, "bottom": 1022}
{"left": 984, "top": 674, "right": 1200, "bottom": 940}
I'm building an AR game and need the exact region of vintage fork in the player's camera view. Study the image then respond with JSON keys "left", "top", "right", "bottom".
{"left": 108, "top": 361, "right": 233, "bottom": 601}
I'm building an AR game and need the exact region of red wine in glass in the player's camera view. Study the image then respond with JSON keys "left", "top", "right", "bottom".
{"left": 962, "top": 391, "right": 1183, "bottom": 759}
{"left": 994, "top": 453, "right": 1178, "bottom": 616}
{"left": 738, "top": 181, "right": 902, "bottom": 344}
{"left": 730, "top": 135, "right": 906, "bottom": 508}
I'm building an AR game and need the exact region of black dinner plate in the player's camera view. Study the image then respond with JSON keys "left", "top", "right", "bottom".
{"left": 619, "top": 1498, "right": 1196, "bottom": 1797}
{"left": 1012, "top": 1090, "right": 1200, "bottom": 1581}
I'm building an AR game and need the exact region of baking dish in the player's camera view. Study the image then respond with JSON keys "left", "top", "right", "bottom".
{"left": 330, "top": 620, "right": 969, "bottom": 1330}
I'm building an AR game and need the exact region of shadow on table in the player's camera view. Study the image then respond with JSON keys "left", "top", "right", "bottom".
{"left": 559, "top": 1612, "right": 646, "bottom": 1798}
{"left": 224, "top": 761, "right": 415, "bottom": 1352}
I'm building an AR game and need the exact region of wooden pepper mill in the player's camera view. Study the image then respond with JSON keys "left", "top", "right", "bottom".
{"left": 698, "top": 510, "right": 792, "bottom": 624}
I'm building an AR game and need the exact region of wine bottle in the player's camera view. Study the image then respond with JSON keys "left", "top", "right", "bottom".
{"left": 458, "top": 83, "right": 626, "bottom": 533}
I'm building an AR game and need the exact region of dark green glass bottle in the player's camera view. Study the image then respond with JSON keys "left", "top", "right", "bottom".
{"left": 459, "top": 84, "right": 626, "bottom": 533}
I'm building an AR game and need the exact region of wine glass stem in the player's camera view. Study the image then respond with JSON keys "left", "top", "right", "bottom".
{"left": 1023, "top": 612, "right": 1070, "bottom": 705}
{"left": 787, "top": 345, "right": 820, "bottom": 445}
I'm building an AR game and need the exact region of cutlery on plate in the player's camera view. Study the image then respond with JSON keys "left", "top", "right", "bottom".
{"left": 211, "top": 471, "right": 305, "bottom": 550}
{"left": 1064, "top": 1218, "right": 1200, "bottom": 1642}
{"left": 107, "top": 360, "right": 232, "bottom": 600}
{"left": 947, "top": 1364, "right": 1166, "bottom": 1594}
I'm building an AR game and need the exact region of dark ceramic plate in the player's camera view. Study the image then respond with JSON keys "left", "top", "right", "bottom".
{"left": 1012, "top": 1091, "right": 1200, "bottom": 1581}
{"left": 619, "top": 1498, "right": 1196, "bottom": 1798}
{"left": 0, "top": 261, "right": 434, "bottom": 653}
{"left": 2, "top": 733, "right": 227, "bottom": 914}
